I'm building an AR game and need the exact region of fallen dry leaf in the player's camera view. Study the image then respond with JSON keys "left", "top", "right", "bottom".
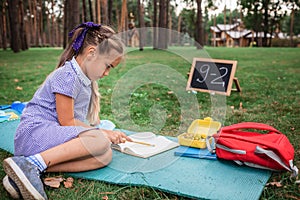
{"left": 63, "top": 181, "right": 73, "bottom": 188}
{"left": 14, "top": 79, "right": 19, "bottom": 83}
{"left": 15, "top": 86, "right": 23, "bottom": 91}
{"left": 102, "top": 196, "right": 109, "bottom": 200}
{"left": 167, "top": 91, "right": 174, "bottom": 95}
{"left": 266, "top": 181, "right": 283, "bottom": 187}
{"left": 43, "top": 176, "right": 64, "bottom": 188}
{"left": 63, "top": 177, "right": 74, "bottom": 188}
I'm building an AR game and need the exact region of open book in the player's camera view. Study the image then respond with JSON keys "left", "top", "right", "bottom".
{"left": 111, "top": 132, "right": 179, "bottom": 158}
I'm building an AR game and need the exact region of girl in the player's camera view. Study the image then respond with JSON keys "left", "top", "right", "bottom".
{"left": 2, "top": 22, "right": 131, "bottom": 200}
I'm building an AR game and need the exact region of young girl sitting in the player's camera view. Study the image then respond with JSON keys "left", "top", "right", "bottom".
{"left": 2, "top": 22, "right": 131, "bottom": 200}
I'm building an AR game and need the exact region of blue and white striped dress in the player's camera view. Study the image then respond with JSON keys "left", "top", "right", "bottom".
{"left": 14, "top": 57, "right": 93, "bottom": 156}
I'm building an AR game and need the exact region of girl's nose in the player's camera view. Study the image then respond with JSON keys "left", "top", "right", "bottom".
{"left": 103, "top": 70, "right": 110, "bottom": 76}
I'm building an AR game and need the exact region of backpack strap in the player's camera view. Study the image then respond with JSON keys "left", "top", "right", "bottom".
{"left": 221, "top": 122, "right": 282, "bottom": 134}
{"left": 206, "top": 136, "right": 216, "bottom": 153}
{"left": 255, "top": 146, "right": 291, "bottom": 171}
{"left": 255, "top": 146, "right": 299, "bottom": 177}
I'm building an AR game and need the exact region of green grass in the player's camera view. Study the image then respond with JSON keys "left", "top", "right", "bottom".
{"left": 0, "top": 47, "right": 299, "bottom": 199}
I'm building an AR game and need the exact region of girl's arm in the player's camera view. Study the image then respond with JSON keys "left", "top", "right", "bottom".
{"left": 55, "top": 93, "right": 91, "bottom": 128}
{"left": 56, "top": 93, "right": 132, "bottom": 143}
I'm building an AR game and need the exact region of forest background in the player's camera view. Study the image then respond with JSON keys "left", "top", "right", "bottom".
{"left": 1, "top": 0, "right": 300, "bottom": 53}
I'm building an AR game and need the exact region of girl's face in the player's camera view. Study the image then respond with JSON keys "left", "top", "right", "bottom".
{"left": 83, "top": 49, "right": 122, "bottom": 81}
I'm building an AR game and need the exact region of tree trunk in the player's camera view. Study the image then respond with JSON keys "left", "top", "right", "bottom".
{"left": 195, "top": 0, "right": 203, "bottom": 49}
{"left": 101, "top": 0, "right": 107, "bottom": 24}
{"left": 46, "top": 5, "right": 50, "bottom": 45}
{"left": 168, "top": 1, "right": 172, "bottom": 46}
{"left": 55, "top": 20, "right": 59, "bottom": 46}
{"left": 51, "top": 0, "right": 55, "bottom": 46}
{"left": 27, "top": 0, "right": 33, "bottom": 45}
{"left": 63, "top": 0, "right": 68, "bottom": 48}
{"left": 1, "top": 0, "right": 8, "bottom": 50}
{"left": 158, "top": 0, "right": 168, "bottom": 49}
{"left": 32, "top": 0, "right": 38, "bottom": 46}
{"left": 96, "top": 0, "right": 101, "bottom": 24}
{"left": 120, "top": 0, "right": 127, "bottom": 32}
{"left": 115, "top": 5, "right": 120, "bottom": 30}
{"left": 177, "top": 14, "right": 181, "bottom": 45}
{"left": 8, "top": 0, "right": 21, "bottom": 52}
{"left": 290, "top": 8, "right": 294, "bottom": 47}
{"left": 262, "top": 0, "right": 269, "bottom": 47}
{"left": 108, "top": 0, "right": 113, "bottom": 24}
{"left": 88, "top": 0, "right": 93, "bottom": 22}
{"left": 269, "top": 20, "right": 274, "bottom": 47}
{"left": 35, "top": 0, "right": 41, "bottom": 47}
{"left": 36, "top": 0, "right": 40, "bottom": 46}
{"left": 19, "top": 0, "right": 28, "bottom": 50}
{"left": 137, "top": 0, "right": 145, "bottom": 51}
{"left": 153, "top": 0, "right": 158, "bottom": 49}
{"left": 39, "top": 0, "right": 43, "bottom": 46}
{"left": 63, "top": 0, "right": 80, "bottom": 48}
{"left": 68, "top": 0, "right": 79, "bottom": 35}
{"left": 82, "top": 0, "right": 87, "bottom": 22}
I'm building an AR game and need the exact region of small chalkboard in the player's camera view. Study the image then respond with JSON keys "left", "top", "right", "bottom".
{"left": 186, "top": 58, "right": 238, "bottom": 96}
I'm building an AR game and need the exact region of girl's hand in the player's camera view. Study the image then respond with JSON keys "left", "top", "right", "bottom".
{"left": 101, "top": 130, "right": 132, "bottom": 144}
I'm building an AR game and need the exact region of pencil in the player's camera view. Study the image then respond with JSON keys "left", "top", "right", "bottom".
{"left": 131, "top": 140, "right": 155, "bottom": 147}
{"left": 121, "top": 138, "right": 155, "bottom": 147}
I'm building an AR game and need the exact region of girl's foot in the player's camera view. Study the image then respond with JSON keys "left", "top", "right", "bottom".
{"left": 2, "top": 175, "right": 21, "bottom": 199}
{"left": 3, "top": 156, "right": 48, "bottom": 200}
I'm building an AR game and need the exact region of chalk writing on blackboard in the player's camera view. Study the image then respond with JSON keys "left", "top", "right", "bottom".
{"left": 186, "top": 58, "right": 238, "bottom": 96}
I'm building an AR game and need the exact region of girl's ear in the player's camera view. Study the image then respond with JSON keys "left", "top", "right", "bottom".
{"left": 87, "top": 46, "right": 97, "bottom": 58}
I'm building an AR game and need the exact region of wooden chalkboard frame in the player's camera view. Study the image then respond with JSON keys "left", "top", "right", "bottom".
{"left": 186, "top": 58, "right": 238, "bottom": 96}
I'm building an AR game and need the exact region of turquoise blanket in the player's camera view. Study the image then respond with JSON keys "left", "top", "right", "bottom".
{"left": 0, "top": 120, "right": 271, "bottom": 200}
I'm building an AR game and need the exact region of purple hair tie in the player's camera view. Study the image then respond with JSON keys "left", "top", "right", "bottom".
{"left": 69, "top": 22, "right": 101, "bottom": 54}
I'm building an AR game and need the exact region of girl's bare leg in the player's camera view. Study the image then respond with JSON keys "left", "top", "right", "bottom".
{"left": 40, "top": 129, "right": 112, "bottom": 172}
{"left": 46, "top": 151, "right": 112, "bottom": 172}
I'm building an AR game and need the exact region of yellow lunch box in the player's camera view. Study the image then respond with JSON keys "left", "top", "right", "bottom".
{"left": 178, "top": 117, "right": 221, "bottom": 149}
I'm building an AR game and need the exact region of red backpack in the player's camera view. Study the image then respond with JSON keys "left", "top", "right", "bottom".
{"left": 208, "top": 122, "right": 298, "bottom": 177}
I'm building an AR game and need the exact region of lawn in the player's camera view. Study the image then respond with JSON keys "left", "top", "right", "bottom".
{"left": 0, "top": 46, "right": 299, "bottom": 199}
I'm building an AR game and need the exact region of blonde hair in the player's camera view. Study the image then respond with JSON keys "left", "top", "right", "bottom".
{"left": 56, "top": 24, "right": 124, "bottom": 125}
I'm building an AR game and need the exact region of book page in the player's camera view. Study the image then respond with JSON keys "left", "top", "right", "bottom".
{"left": 114, "top": 133, "right": 179, "bottom": 158}
{"left": 111, "top": 141, "right": 136, "bottom": 152}
{"left": 126, "top": 136, "right": 176, "bottom": 156}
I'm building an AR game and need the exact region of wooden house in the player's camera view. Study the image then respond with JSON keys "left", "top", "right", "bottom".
{"left": 210, "top": 22, "right": 272, "bottom": 47}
